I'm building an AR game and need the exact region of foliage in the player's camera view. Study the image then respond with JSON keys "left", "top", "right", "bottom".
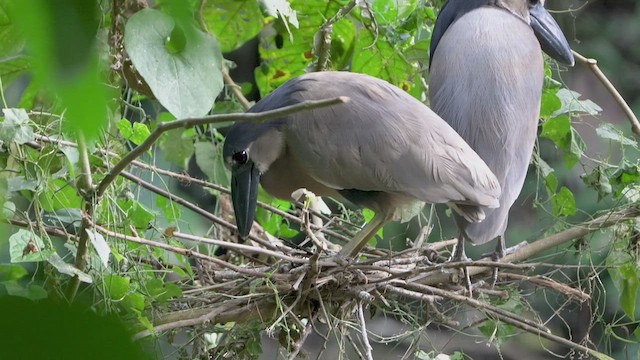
{"left": 0, "top": 0, "right": 638, "bottom": 359}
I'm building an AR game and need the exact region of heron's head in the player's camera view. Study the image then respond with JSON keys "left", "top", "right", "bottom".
{"left": 430, "top": 0, "right": 574, "bottom": 67}
{"left": 223, "top": 122, "right": 285, "bottom": 238}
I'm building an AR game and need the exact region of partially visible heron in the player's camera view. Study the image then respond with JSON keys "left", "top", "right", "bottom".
{"left": 224, "top": 71, "right": 501, "bottom": 257}
{"left": 428, "top": 0, "right": 575, "bottom": 262}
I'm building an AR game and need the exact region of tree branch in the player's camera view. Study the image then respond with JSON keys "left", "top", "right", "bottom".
{"left": 415, "top": 206, "right": 640, "bottom": 286}
{"left": 95, "top": 96, "right": 349, "bottom": 198}
{"left": 65, "top": 133, "right": 96, "bottom": 302}
{"left": 572, "top": 50, "right": 640, "bottom": 137}
{"left": 222, "top": 66, "right": 252, "bottom": 110}
{"left": 313, "top": 0, "right": 357, "bottom": 71}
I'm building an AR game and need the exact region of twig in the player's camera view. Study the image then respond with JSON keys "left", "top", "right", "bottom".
{"left": 93, "top": 224, "right": 283, "bottom": 279}
{"left": 356, "top": 302, "right": 374, "bottom": 360}
{"left": 499, "top": 273, "right": 590, "bottom": 302}
{"left": 488, "top": 310, "right": 613, "bottom": 360}
{"left": 96, "top": 96, "right": 349, "bottom": 197}
{"left": 31, "top": 133, "right": 356, "bottom": 244}
{"left": 133, "top": 299, "right": 243, "bottom": 339}
{"left": 313, "top": 0, "right": 357, "bottom": 71}
{"left": 222, "top": 66, "right": 252, "bottom": 110}
{"left": 4, "top": 219, "right": 79, "bottom": 241}
{"left": 134, "top": 299, "right": 276, "bottom": 338}
{"left": 119, "top": 170, "right": 277, "bottom": 250}
{"left": 65, "top": 133, "right": 95, "bottom": 302}
{"left": 173, "top": 231, "right": 326, "bottom": 265}
{"left": 416, "top": 206, "right": 640, "bottom": 285}
{"left": 572, "top": 50, "right": 640, "bottom": 137}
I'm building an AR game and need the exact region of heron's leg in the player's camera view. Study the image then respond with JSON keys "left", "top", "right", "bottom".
{"left": 450, "top": 237, "right": 473, "bottom": 296}
{"left": 338, "top": 210, "right": 392, "bottom": 258}
{"left": 487, "top": 236, "right": 528, "bottom": 286}
{"left": 451, "top": 237, "right": 469, "bottom": 262}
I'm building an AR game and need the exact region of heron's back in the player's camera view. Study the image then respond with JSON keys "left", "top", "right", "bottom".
{"left": 252, "top": 72, "right": 501, "bottom": 218}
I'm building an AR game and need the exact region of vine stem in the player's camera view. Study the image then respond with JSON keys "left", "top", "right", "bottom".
{"left": 572, "top": 50, "right": 640, "bottom": 136}
{"left": 65, "top": 133, "right": 95, "bottom": 302}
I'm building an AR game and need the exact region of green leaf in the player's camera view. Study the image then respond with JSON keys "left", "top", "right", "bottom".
{"left": 202, "top": 0, "right": 264, "bottom": 52}
{"left": 9, "top": 229, "right": 54, "bottom": 263}
{"left": 194, "top": 141, "right": 229, "bottom": 187}
{"left": 13, "top": 0, "right": 108, "bottom": 140}
{"left": 540, "top": 115, "right": 570, "bottom": 146}
{"left": 159, "top": 129, "right": 194, "bottom": 168}
{"left": 610, "top": 164, "right": 640, "bottom": 198}
{"left": 352, "top": 28, "right": 425, "bottom": 99}
{"left": 117, "top": 119, "right": 151, "bottom": 146}
{"left": 124, "top": 8, "right": 224, "bottom": 119}
{"left": 255, "top": 0, "right": 352, "bottom": 95}
{"left": 2, "top": 281, "right": 47, "bottom": 300}
{"left": 596, "top": 123, "right": 637, "bottom": 148}
{"left": 86, "top": 229, "right": 110, "bottom": 267}
{"left": 0, "top": 55, "right": 32, "bottom": 85}
{"left": 145, "top": 278, "right": 182, "bottom": 304}
{"left": 552, "top": 89, "right": 602, "bottom": 117}
{"left": 369, "top": 0, "right": 418, "bottom": 25}
{"left": 551, "top": 186, "right": 576, "bottom": 217}
{"left": 0, "top": 263, "right": 27, "bottom": 281}
{"left": 259, "top": 0, "right": 299, "bottom": 31}
{"left": 7, "top": 176, "right": 37, "bottom": 192}
{"left": 156, "top": 195, "right": 181, "bottom": 223}
{"left": 47, "top": 253, "right": 92, "bottom": 283}
{"left": 38, "top": 178, "right": 82, "bottom": 212}
{"left": 0, "top": 108, "right": 34, "bottom": 145}
{"left": 116, "top": 118, "right": 133, "bottom": 139}
{"left": 539, "top": 89, "right": 562, "bottom": 118}
{"left": 562, "top": 128, "right": 585, "bottom": 168}
{"left": 580, "top": 166, "right": 612, "bottom": 201}
{"left": 610, "top": 263, "right": 639, "bottom": 321}
{"left": 117, "top": 199, "right": 155, "bottom": 229}
{"left": 104, "top": 274, "right": 131, "bottom": 301}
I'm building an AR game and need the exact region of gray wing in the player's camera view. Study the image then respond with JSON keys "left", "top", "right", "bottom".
{"left": 429, "top": 8, "right": 544, "bottom": 243}
{"left": 279, "top": 72, "right": 501, "bottom": 212}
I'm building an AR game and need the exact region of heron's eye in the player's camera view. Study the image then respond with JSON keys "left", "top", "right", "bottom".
{"left": 232, "top": 151, "right": 248, "bottom": 165}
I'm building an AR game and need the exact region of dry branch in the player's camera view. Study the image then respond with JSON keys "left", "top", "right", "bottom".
{"left": 573, "top": 50, "right": 640, "bottom": 137}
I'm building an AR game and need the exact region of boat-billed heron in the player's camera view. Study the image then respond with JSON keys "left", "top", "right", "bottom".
{"left": 224, "top": 71, "right": 501, "bottom": 257}
{"left": 428, "top": 0, "right": 575, "bottom": 261}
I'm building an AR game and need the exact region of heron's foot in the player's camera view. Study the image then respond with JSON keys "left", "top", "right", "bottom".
{"left": 448, "top": 239, "right": 473, "bottom": 296}
{"left": 482, "top": 240, "right": 529, "bottom": 287}
{"left": 481, "top": 240, "right": 528, "bottom": 260}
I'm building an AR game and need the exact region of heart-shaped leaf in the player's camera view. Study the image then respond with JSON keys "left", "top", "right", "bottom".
{"left": 124, "top": 9, "right": 224, "bottom": 119}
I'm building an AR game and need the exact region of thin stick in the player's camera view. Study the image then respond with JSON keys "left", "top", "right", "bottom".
{"left": 96, "top": 96, "right": 349, "bottom": 197}
{"left": 416, "top": 206, "right": 640, "bottom": 285}
{"left": 222, "top": 66, "right": 252, "bottom": 110}
{"left": 356, "top": 302, "right": 374, "bottom": 360}
{"left": 93, "top": 224, "right": 280, "bottom": 279}
{"left": 65, "top": 133, "right": 95, "bottom": 302}
{"left": 119, "top": 170, "right": 279, "bottom": 251}
{"left": 572, "top": 50, "right": 640, "bottom": 137}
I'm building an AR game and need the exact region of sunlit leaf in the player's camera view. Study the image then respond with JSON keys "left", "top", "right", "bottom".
{"left": 86, "top": 229, "right": 110, "bottom": 267}
{"left": 202, "top": 0, "right": 264, "bottom": 52}
{"left": 551, "top": 186, "right": 576, "bottom": 217}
